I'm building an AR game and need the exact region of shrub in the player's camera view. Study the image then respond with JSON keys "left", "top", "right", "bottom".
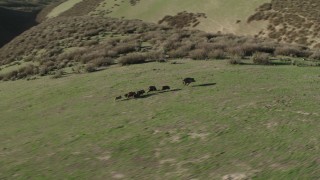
{"left": 189, "top": 49, "right": 208, "bottom": 60}
{"left": 39, "top": 66, "right": 49, "bottom": 76}
{"left": 240, "top": 44, "right": 264, "bottom": 56}
{"left": 145, "top": 51, "right": 163, "bottom": 61}
{"left": 106, "top": 50, "right": 119, "bottom": 58}
{"left": 85, "top": 63, "right": 96, "bottom": 72}
{"left": 208, "top": 49, "right": 227, "bottom": 59}
{"left": 274, "top": 46, "right": 309, "bottom": 57}
{"left": 52, "top": 70, "right": 65, "bottom": 79}
{"left": 310, "top": 51, "right": 320, "bottom": 60}
{"left": 0, "top": 64, "right": 38, "bottom": 80}
{"left": 118, "top": 53, "right": 147, "bottom": 65}
{"left": 80, "top": 50, "right": 106, "bottom": 64}
{"left": 228, "top": 56, "right": 242, "bottom": 65}
{"left": 167, "top": 48, "right": 189, "bottom": 59}
{"left": 227, "top": 47, "right": 245, "bottom": 58}
{"left": 113, "top": 43, "right": 138, "bottom": 54}
{"left": 251, "top": 52, "right": 271, "bottom": 65}
{"left": 91, "top": 57, "right": 114, "bottom": 67}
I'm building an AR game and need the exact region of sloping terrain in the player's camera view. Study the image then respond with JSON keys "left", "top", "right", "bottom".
{"left": 1, "top": 15, "right": 316, "bottom": 81}
{"left": 96, "top": 0, "right": 320, "bottom": 47}
{"left": 1, "top": 60, "right": 320, "bottom": 179}
{"left": 1, "top": 1, "right": 320, "bottom": 179}
{"left": 249, "top": 0, "right": 320, "bottom": 48}
{"left": 48, "top": 0, "right": 269, "bottom": 35}
{"left": 2, "top": 0, "right": 320, "bottom": 48}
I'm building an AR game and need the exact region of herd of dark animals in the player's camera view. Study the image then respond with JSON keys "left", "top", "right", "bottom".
{"left": 115, "top": 77, "right": 196, "bottom": 101}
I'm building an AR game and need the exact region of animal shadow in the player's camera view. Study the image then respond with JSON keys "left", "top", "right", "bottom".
{"left": 157, "top": 88, "right": 182, "bottom": 94}
{"left": 192, "top": 83, "right": 216, "bottom": 87}
{"left": 137, "top": 89, "right": 182, "bottom": 99}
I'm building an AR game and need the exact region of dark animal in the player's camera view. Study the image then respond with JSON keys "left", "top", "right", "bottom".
{"left": 148, "top": 86, "right": 157, "bottom": 92}
{"left": 162, "top": 86, "right": 170, "bottom": 91}
{"left": 115, "top": 96, "right": 122, "bottom": 101}
{"left": 125, "top": 92, "right": 136, "bottom": 98}
{"left": 137, "top": 90, "right": 145, "bottom": 96}
{"left": 183, "top": 77, "right": 196, "bottom": 85}
{"left": 133, "top": 93, "right": 141, "bottom": 98}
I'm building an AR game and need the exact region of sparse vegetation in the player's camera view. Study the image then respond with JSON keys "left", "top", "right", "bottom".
{"left": 0, "top": 14, "right": 317, "bottom": 80}
{"left": 249, "top": 0, "right": 320, "bottom": 47}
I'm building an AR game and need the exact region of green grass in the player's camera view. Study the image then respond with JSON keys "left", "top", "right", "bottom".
{"left": 1, "top": 60, "right": 320, "bottom": 179}
{"left": 95, "top": 0, "right": 269, "bottom": 35}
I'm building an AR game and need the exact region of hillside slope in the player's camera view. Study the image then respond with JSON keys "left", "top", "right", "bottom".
{"left": 45, "top": 0, "right": 320, "bottom": 47}
{"left": 1, "top": 60, "right": 320, "bottom": 179}
{"left": 47, "top": 0, "right": 269, "bottom": 35}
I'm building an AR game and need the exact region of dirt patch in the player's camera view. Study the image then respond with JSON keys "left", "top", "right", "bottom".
{"left": 265, "top": 121, "right": 278, "bottom": 129}
{"left": 97, "top": 155, "right": 111, "bottom": 161}
{"left": 222, "top": 173, "right": 249, "bottom": 180}
{"left": 189, "top": 132, "right": 209, "bottom": 140}
{"left": 170, "top": 135, "right": 181, "bottom": 143}
{"left": 159, "top": 158, "right": 176, "bottom": 165}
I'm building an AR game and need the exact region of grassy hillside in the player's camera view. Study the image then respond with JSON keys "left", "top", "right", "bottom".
{"left": 1, "top": 60, "right": 320, "bottom": 179}
{"left": 1, "top": 1, "right": 319, "bottom": 179}
{"left": 44, "top": 0, "right": 320, "bottom": 47}
{"left": 249, "top": 0, "right": 320, "bottom": 48}
{"left": 45, "top": 0, "right": 267, "bottom": 35}
{"left": 94, "top": 0, "right": 269, "bottom": 35}
{"left": 2, "top": 15, "right": 317, "bottom": 81}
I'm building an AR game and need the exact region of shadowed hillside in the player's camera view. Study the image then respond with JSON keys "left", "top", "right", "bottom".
{"left": 0, "top": 0, "right": 59, "bottom": 11}
{"left": 0, "top": 0, "right": 62, "bottom": 47}
{"left": 0, "top": 7, "right": 38, "bottom": 47}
